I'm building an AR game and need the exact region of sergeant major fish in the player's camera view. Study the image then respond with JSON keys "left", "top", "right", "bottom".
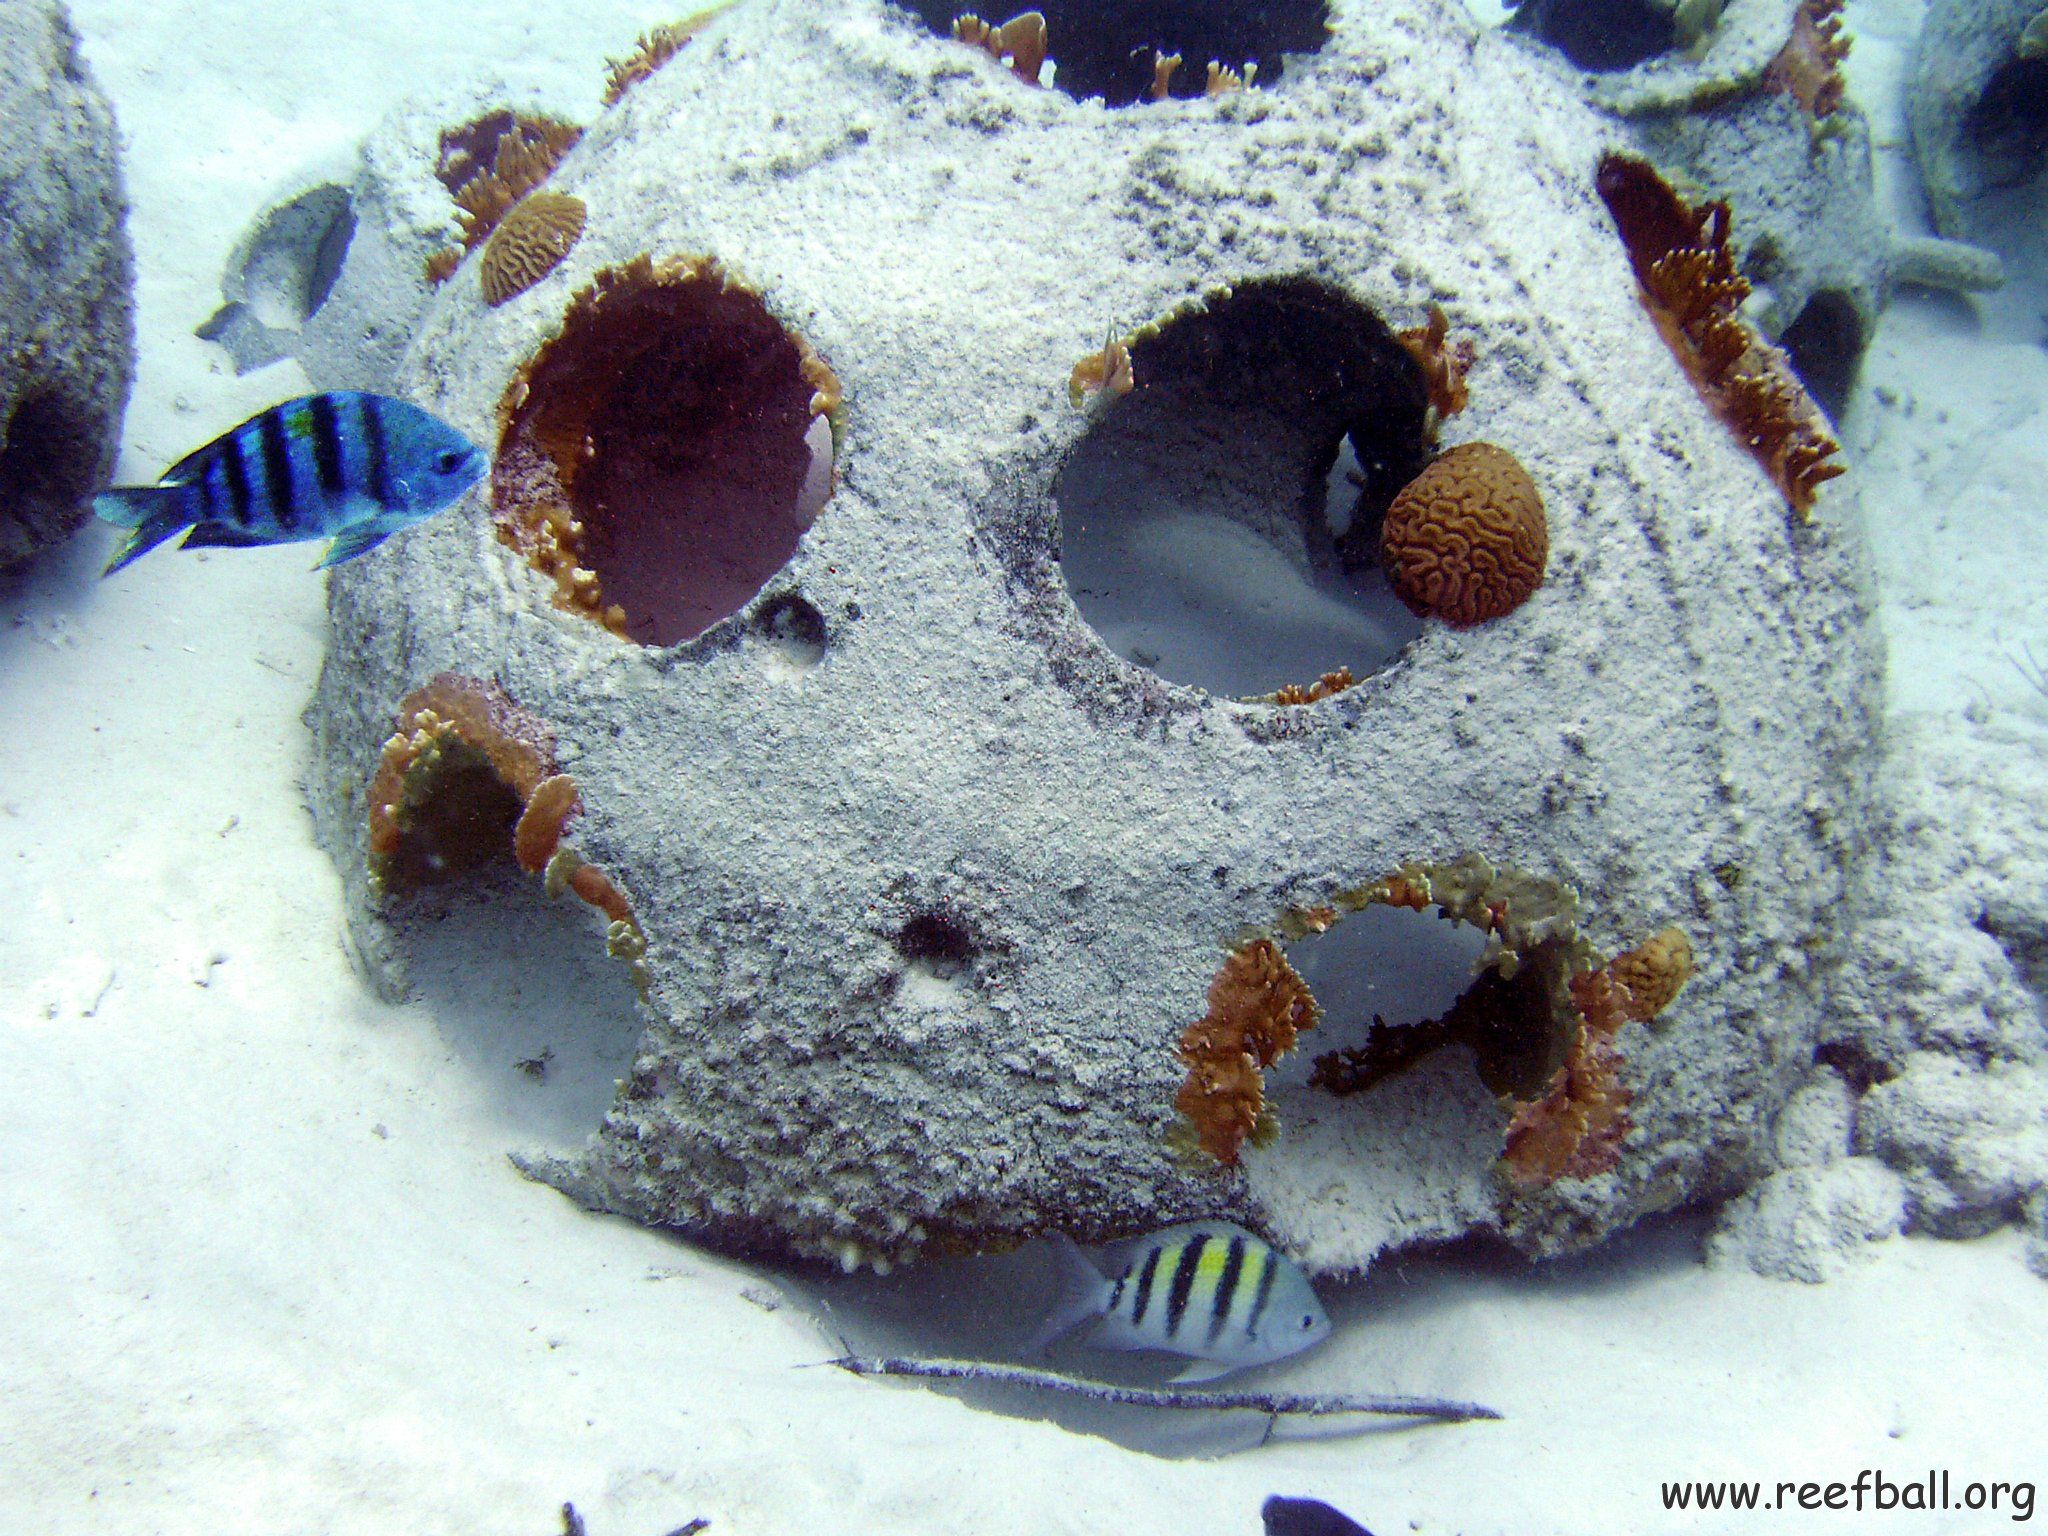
{"left": 1031, "top": 1220, "right": 1332, "bottom": 1383}
{"left": 95, "top": 392, "right": 487, "bottom": 575}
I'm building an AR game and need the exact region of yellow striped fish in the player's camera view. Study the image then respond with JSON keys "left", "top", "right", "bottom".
{"left": 1032, "top": 1220, "right": 1331, "bottom": 1382}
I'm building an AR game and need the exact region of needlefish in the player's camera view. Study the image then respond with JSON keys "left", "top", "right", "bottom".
{"left": 94, "top": 392, "right": 487, "bottom": 575}
{"left": 1030, "top": 1220, "right": 1332, "bottom": 1382}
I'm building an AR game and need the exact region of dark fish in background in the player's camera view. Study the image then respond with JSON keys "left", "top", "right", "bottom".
{"left": 1030, "top": 1219, "right": 1331, "bottom": 1383}
{"left": 1262, "top": 1495, "right": 1376, "bottom": 1536}
{"left": 95, "top": 391, "right": 487, "bottom": 575}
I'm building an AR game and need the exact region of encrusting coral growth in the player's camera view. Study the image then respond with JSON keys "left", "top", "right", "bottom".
{"left": 367, "top": 674, "right": 647, "bottom": 984}
{"left": 1764, "top": 0, "right": 1852, "bottom": 120}
{"left": 1067, "top": 332, "right": 1134, "bottom": 406}
{"left": 1160, "top": 855, "right": 1697, "bottom": 1188}
{"left": 602, "top": 6, "right": 732, "bottom": 107}
{"left": 1149, "top": 50, "right": 1183, "bottom": 100}
{"left": 480, "top": 191, "right": 587, "bottom": 308}
{"left": 425, "top": 112, "right": 584, "bottom": 287}
{"left": 1262, "top": 667, "right": 1357, "bottom": 706}
{"left": 1502, "top": 926, "right": 1694, "bottom": 1185}
{"left": 1596, "top": 152, "right": 1845, "bottom": 519}
{"left": 492, "top": 255, "right": 842, "bottom": 645}
{"left": 1396, "top": 305, "right": 1473, "bottom": 433}
{"left": 1175, "top": 939, "right": 1320, "bottom": 1166}
{"left": 952, "top": 11, "right": 1048, "bottom": 85}
{"left": 1379, "top": 442, "right": 1549, "bottom": 627}
{"left": 1204, "top": 60, "right": 1256, "bottom": 95}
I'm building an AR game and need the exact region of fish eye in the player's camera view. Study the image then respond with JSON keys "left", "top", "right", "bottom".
{"left": 1301, "top": 1313, "right": 1316, "bottom": 1330}
{"left": 434, "top": 449, "right": 469, "bottom": 475}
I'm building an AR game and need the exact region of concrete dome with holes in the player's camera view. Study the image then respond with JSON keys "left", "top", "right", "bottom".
{"left": 304, "top": 0, "right": 1881, "bottom": 1274}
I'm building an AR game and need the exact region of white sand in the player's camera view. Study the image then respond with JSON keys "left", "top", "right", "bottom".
{"left": 2, "top": 3, "right": 2042, "bottom": 1533}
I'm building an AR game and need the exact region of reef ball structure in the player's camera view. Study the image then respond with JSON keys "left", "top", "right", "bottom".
{"left": 305, "top": 0, "right": 1882, "bottom": 1275}
{"left": 0, "top": 0, "right": 136, "bottom": 568}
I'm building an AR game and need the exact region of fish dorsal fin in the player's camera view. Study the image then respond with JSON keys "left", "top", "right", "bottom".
{"left": 317, "top": 525, "right": 393, "bottom": 568}
{"left": 179, "top": 522, "right": 270, "bottom": 550}
{"left": 159, "top": 437, "right": 228, "bottom": 487}
{"left": 1024, "top": 1232, "right": 1111, "bottom": 1356}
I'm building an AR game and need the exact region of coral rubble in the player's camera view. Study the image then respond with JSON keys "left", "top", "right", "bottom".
{"left": 1379, "top": 443, "right": 1548, "bottom": 627}
{"left": 1596, "top": 151, "right": 1845, "bottom": 519}
{"left": 480, "top": 192, "right": 587, "bottom": 308}
{"left": 490, "top": 255, "right": 841, "bottom": 645}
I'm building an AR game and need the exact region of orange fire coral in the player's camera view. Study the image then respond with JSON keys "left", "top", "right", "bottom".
{"left": 602, "top": 6, "right": 731, "bottom": 107}
{"left": 367, "top": 673, "right": 646, "bottom": 980}
{"left": 1765, "top": 0, "right": 1851, "bottom": 120}
{"left": 480, "top": 192, "right": 587, "bottom": 308}
{"left": 1204, "top": 60, "right": 1256, "bottom": 95}
{"left": 1606, "top": 925, "right": 1694, "bottom": 1021}
{"left": 514, "top": 772, "right": 582, "bottom": 873}
{"left": 492, "top": 255, "right": 841, "bottom": 645}
{"left": 1175, "top": 938, "right": 1320, "bottom": 1166}
{"left": 953, "top": 11, "right": 1048, "bottom": 85}
{"left": 1596, "top": 152, "right": 1844, "bottom": 519}
{"left": 1501, "top": 1011, "right": 1632, "bottom": 1187}
{"left": 1067, "top": 334, "right": 1134, "bottom": 406}
{"left": 1379, "top": 442, "right": 1548, "bottom": 627}
{"left": 1264, "top": 667, "right": 1356, "bottom": 706}
{"left": 1149, "top": 50, "right": 1183, "bottom": 100}
{"left": 425, "top": 111, "right": 584, "bottom": 285}
{"left": 1294, "top": 854, "right": 1691, "bottom": 1188}
{"left": 1396, "top": 305, "right": 1473, "bottom": 427}
{"left": 368, "top": 673, "right": 555, "bottom": 880}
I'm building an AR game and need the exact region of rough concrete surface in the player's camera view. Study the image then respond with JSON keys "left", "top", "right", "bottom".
{"left": 302, "top": 0, "right": 1884, "bottom": 1274}
{"left": 0, "top": 0, "right": 134, "bottom": 568}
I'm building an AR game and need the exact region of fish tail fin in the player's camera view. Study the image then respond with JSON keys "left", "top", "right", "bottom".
{"left": 92, "top": 484, "right": 178, "bottom": 529}
{"left": 1024, "top": 1232, "right": 1110, "bottom": 1356}
{"left": 95, "top": 487, "right": 197, "bottom": 576}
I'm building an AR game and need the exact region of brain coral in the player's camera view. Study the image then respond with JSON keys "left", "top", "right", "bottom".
{"left": 1379, "top": 441, "right": 1548, "bottom": 627}
{"left": 480, "top": 191, "right": 587, "bottom": 308}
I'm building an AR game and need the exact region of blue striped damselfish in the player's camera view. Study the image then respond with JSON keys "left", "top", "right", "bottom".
{"left": 94, "top": 392, "right": 487, "bottom": 576}
{"left": 1031, "top": 1220, "right": 1331, "bottom": 1383}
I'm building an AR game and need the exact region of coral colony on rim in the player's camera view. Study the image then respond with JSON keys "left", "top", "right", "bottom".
{"left": 94, "top": 392, "right": 486, "bottom": 574}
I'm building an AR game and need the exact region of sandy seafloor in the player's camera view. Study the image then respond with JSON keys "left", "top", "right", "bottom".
{"left": 2, "top": 2, "right": 2045, "bottom": 1533}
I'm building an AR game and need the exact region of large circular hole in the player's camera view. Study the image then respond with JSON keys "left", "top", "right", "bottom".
{"left": 1777, "top": 289, "right": 1861, "bottom": 421}
{"left": 239, "top": 185, "right": 356, "bottom": 330}
{"left": 1055, "top": 277, "right": 1429, "bottom": 697}
{"left": 1967, "top": 51, "right": 2048, "bottom": 190}
{"left": 897, "top": 0, "right": 1331, "bottom": 105}
{"left": 1503, "top": 0, "right": 1680, "bottom": 71}
{"left": 492, "top": 258, "right": 840, "bottom": 646}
